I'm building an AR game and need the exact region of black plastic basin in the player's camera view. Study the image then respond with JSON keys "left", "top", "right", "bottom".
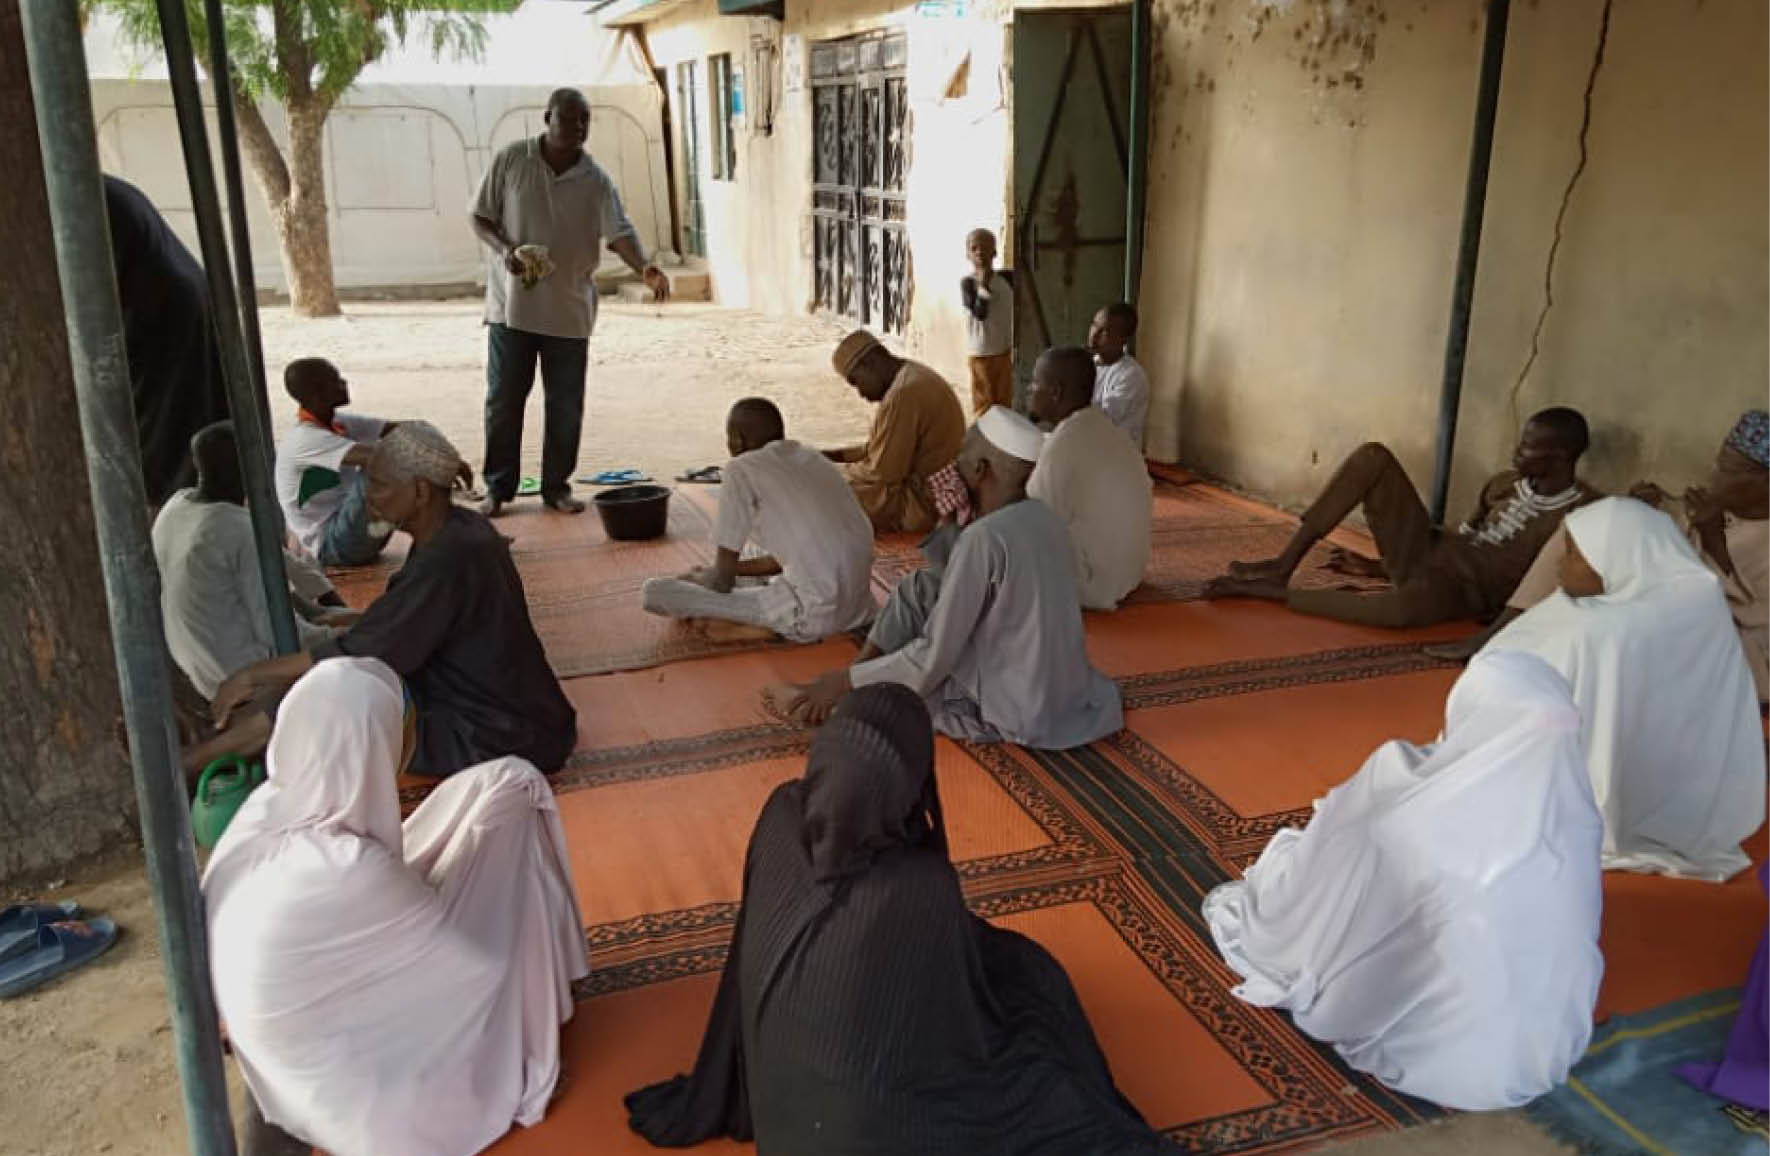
{"left": 593, "top": 484, "right": 671, "bottom": 541}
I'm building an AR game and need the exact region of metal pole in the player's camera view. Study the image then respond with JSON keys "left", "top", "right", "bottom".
{"left": 153, "top": 0, "right": 299, "bottom": 654}
{"left": 18, "top": 5, "right": 238, "bottom": 1154}
{"left": 1428, "top": 0, "right": 1511, "bottom": 524}
{"left": 201, "top": 0, "right": 272, "bottom": 434}
{"left": 1123, "top": 0, "right": 1150, "bottom": 315}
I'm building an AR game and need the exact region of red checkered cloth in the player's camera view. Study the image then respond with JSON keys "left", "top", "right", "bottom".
{"left": 927, "top": 462, "right": 973, "bottom": 526}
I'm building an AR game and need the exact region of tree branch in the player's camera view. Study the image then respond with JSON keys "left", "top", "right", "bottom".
{"left": 270, "top": 0, "right": 310, "bottom": 104}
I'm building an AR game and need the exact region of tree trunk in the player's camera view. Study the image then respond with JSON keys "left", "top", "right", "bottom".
{"left": 232, "top": 89, "right": 340, "bottom": 318}
{"left": 0, "top": 6, "right": 138, "bottom": 883}
{"left": 280, "top": 100, "right": 341, "bottom": 316}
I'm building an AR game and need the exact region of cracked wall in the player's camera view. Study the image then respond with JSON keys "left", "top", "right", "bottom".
{"left": 1139, "top": 0, "right": 1767, "bottom": 510}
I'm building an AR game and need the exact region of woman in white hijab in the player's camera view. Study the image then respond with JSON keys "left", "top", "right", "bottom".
{"left": 1490, "top": 496, "right": 1764, "bottom": 881}
{"left": 204, "top": 657, "right": 588, "bottom": 1156}
{"left": 1204, "top": 649, "right": 1605, "bottom": 1111}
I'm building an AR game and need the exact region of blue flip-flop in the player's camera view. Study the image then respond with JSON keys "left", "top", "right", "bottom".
{"left": 581, "top": 469, "right": 651, "bottom": 486}
{"left": 0, "top": 902, "right": 80, "bottom": 962}
{"left": 0, "top": 918, "right": 118, "bottom": 999}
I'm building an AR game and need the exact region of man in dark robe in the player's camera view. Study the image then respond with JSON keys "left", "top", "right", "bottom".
{"left": 207, "top": 422, "right": 576, "bottom": 777}
{"left": 103, "top": 174, "right": 232, "bottom": 507}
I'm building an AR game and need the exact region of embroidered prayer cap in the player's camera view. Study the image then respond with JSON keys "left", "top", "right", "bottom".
{"left": 1726, "top": 410, "right": 1769, "bottom": 468}
{"left": 373, "top": 420, "right": 463, "bottom": 488}
{"left": 975, "top": 405, "right": 1046, "bottom": 464}
{"left": 831, "top": 329, "right": 884, "bottom": 380}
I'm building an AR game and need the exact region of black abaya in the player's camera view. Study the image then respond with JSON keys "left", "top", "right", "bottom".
{"left": 103, "top": 175, "right": 231, "bottom": 506}
{"left": 626, "top": 685, "right": 1179, "bottom": 1155}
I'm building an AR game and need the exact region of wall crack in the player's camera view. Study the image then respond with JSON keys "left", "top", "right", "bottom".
{"left": 1508, "top": 0, "right": 1615, "bottom": 424}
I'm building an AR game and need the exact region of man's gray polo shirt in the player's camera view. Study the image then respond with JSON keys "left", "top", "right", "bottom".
{"left": 471, "top": 136, "right": 639, "bottom": 340}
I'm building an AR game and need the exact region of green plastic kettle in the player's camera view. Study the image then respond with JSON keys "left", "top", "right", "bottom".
{"left": 191, "top": 755, "right": 265, "bottom": 849}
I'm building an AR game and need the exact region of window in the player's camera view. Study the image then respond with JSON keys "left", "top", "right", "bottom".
{"left": 709, "top": 53, "right": 737, "bottom": 180}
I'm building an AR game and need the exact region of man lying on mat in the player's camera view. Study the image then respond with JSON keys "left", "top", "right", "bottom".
{"left": 1026, "top": 345, "right": 1153, "bottom": 611}
{"left": 207, "top": 422, "right": 577, "bottom": 778}
{"left": 770, "top": 408, "right": 1122, "bottom": 750}
{"left": 1204, "top": 408, "right": 1597, "bottom": 628}
{"left": 640, "top": 398, "right": 875, "bottom": 644}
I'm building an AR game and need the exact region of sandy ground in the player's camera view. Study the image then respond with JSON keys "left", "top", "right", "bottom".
{"left": 0, "top": 303, "right": 1570, "bottom": 1155}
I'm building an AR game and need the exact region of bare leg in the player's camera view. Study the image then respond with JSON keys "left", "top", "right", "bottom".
{"left": 1224, "top": 524, "right": 1322, "bottom": 583}
{"left": 1422, "top": 608, "right": 1520, "bottom": 662}
{"left": 1324, "top": 546, "right": 1387, "bottom": 578}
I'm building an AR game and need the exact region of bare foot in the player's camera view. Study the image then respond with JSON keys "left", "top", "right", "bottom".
{"left": 1227, "top": 556, "right": 1288, "bottom": 580}
{"left": 699, "top": 619, "right": 780, "bottom": 645}
{"left": 479, "top": 495, "right": 506, "bottom": 519}
{"left": 1324, "top": 547, "right": 1386, "bottom": 579}
{"left": 544, "top": 494, "right": 587, "bottom": 515}
{"left": 1202, "top": 575, "right": 1290, "bottom": 603}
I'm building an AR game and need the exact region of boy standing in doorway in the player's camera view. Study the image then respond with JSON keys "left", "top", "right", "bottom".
{"left": 960, "top": 228, "right": 1015, "bottom": 416}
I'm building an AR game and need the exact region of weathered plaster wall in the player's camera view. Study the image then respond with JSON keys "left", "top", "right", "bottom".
{"left": 1140, "top": 0, "right": 1768, "bottom": 511}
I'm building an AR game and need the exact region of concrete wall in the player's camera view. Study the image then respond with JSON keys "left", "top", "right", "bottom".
{"left": 1140, "top": 0, "right": 1769, "bottom": 511}
{"left": 90, "top": 79, "right": 672, "bottom": 296}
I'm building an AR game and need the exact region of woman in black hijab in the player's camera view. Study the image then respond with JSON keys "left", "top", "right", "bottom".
{"left": 626, "top": 684, "right": 1179, "bottom": 1155}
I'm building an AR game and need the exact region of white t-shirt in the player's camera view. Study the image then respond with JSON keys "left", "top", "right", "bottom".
{"left": 153, "top": 491, "right": 332, "bottom": 698}
{"left": 716, "top": 439, "right": 876, "bottom": 638}
{"left": 275, "top": 413, "right": 386, "bottom": 559}
{"left": 963, "top": 272, "right": 1014, "bottom": 357}
{"left": 1092, "top": 354, "right": 1151, "bottom": 451}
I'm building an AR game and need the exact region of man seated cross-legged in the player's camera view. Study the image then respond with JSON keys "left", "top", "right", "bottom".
{"left": 772, "top": 408, "right": 1123, "bottom": 750}
{"left": 641, "top": 398, "right": 876, "bottom": 644}
{"left": 1027, "top": 345, "right": 1154, "bottom": 611}
{"left": 205, "top": 422, "right": 577, "bottom": 780}
{"left": 823, "top": 329, "right": 967, "bottom": 534}
{"left": 1206, "top": 408, "right": 1597, "bottom": 628}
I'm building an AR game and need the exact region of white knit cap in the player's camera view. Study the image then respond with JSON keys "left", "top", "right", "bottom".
{"left": 374, "top": 420, "right": 463, "bottom": 487}
{"left": 975, "top": 406, "right": 1045, "bottom": 464}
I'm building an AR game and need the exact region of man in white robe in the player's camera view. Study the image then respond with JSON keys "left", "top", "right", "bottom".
{"left": 1491, "top": 497, "right": 1765, "bottom": 881}
{"left": 1204, "top": 650, "right": 1604, "bottom": 1111}
{"left": 775, "top": 408, "right": 1123, "bottom": 750}
{"left": 642, "top": 398, "right": 875, "bottom": 643}
{"left": 1028, "top": 346, "right": 1153, "bottom": 610}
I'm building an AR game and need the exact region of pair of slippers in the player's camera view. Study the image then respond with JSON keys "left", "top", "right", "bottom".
{"left": 0, "top": 901, "right": 118, "bottom": 999}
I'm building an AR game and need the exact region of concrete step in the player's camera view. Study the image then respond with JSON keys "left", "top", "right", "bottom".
{"left": 601, "top": 257, "right": 713, "bottom": 304}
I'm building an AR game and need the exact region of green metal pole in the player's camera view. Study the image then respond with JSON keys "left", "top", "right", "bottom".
{"left": 18, "top": 4, "right": 238, "bottom": 1153}
{"left": 1123, "top": 0, "right": 1150, "bottom": 312}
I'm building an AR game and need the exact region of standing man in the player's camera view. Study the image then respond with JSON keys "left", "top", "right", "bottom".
{"left": 470, "top": 88, "right": 670, "bottom": 516}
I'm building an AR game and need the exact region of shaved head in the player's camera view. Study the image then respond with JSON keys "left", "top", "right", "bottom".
{"left": 284, "top": 357, "right": 347, "bottom": 411}
{"left": 1028, "top": 346, "right": 1095, "bottom": 427}
{"left": 727, "top": 397, "right": 785, "bottom": 455}
{"left": 190, "top": 420, "right": 243, "bottom": 504}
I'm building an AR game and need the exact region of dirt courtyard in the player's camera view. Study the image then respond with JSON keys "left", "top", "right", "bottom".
{"left": 0, "top": 303, "right": 1570, "bottom": 1155}
{"left": 258, "top": 299, "right": 877, "bottom": 487}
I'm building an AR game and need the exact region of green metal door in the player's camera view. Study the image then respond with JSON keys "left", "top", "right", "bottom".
{"left": 1012, "top": 9, "right": 1133, "bottom": 396}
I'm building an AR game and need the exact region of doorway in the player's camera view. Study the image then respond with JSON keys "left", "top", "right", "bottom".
{"left": 1012, "top": 9, "right": 1133, "bottom": 389}
{"left": 811, "top": 31, "right": 910, "bottom": 336}
{"left": 675, "top": 60, "right": 707, "bottom": 258}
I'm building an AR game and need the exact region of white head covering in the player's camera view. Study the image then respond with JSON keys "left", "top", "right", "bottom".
{"left": 1493, "top": 496, "right": 1763, "bottom": 880}
{"left": 1203, "top": 648, "right": 1604, "bottom": 1110}
{"left": 373, "top": 420, "right": 464, "bottom": 488}
{"left": 1562, "top": 496, "right": 1714, "bottom": 601}
{"left": 976, "top": 406, "right": 1046, "bottom": 464}
{"left": 202, "top": 657, "right": 582, "bottom": 1155}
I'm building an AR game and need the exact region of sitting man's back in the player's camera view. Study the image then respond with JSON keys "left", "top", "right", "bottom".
{"left": 1028, "top": 346, "right": 1153, "bottom": 610}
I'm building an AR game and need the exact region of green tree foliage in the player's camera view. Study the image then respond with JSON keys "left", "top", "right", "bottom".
{"left": 93, "top": 1, "right": 515, "bottom": 315}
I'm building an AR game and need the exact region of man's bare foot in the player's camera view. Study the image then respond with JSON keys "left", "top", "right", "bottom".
{"left": 1227, "top": 557, "right": 1288, "bottom": 580}
{"left": 1202, "top": 575, "right": 1290, "bottom": 603}
{"left": 479, "top": 495, "right": 506, "bottom": 519}
{"left": 699, "top": 619, "right": 780, "bottom": 645}
{"left": 1324, "top": 547, "right": 1386, "bottom": 579}
{"left": 544, "top": 494, "right": 587, "bottom": 515}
